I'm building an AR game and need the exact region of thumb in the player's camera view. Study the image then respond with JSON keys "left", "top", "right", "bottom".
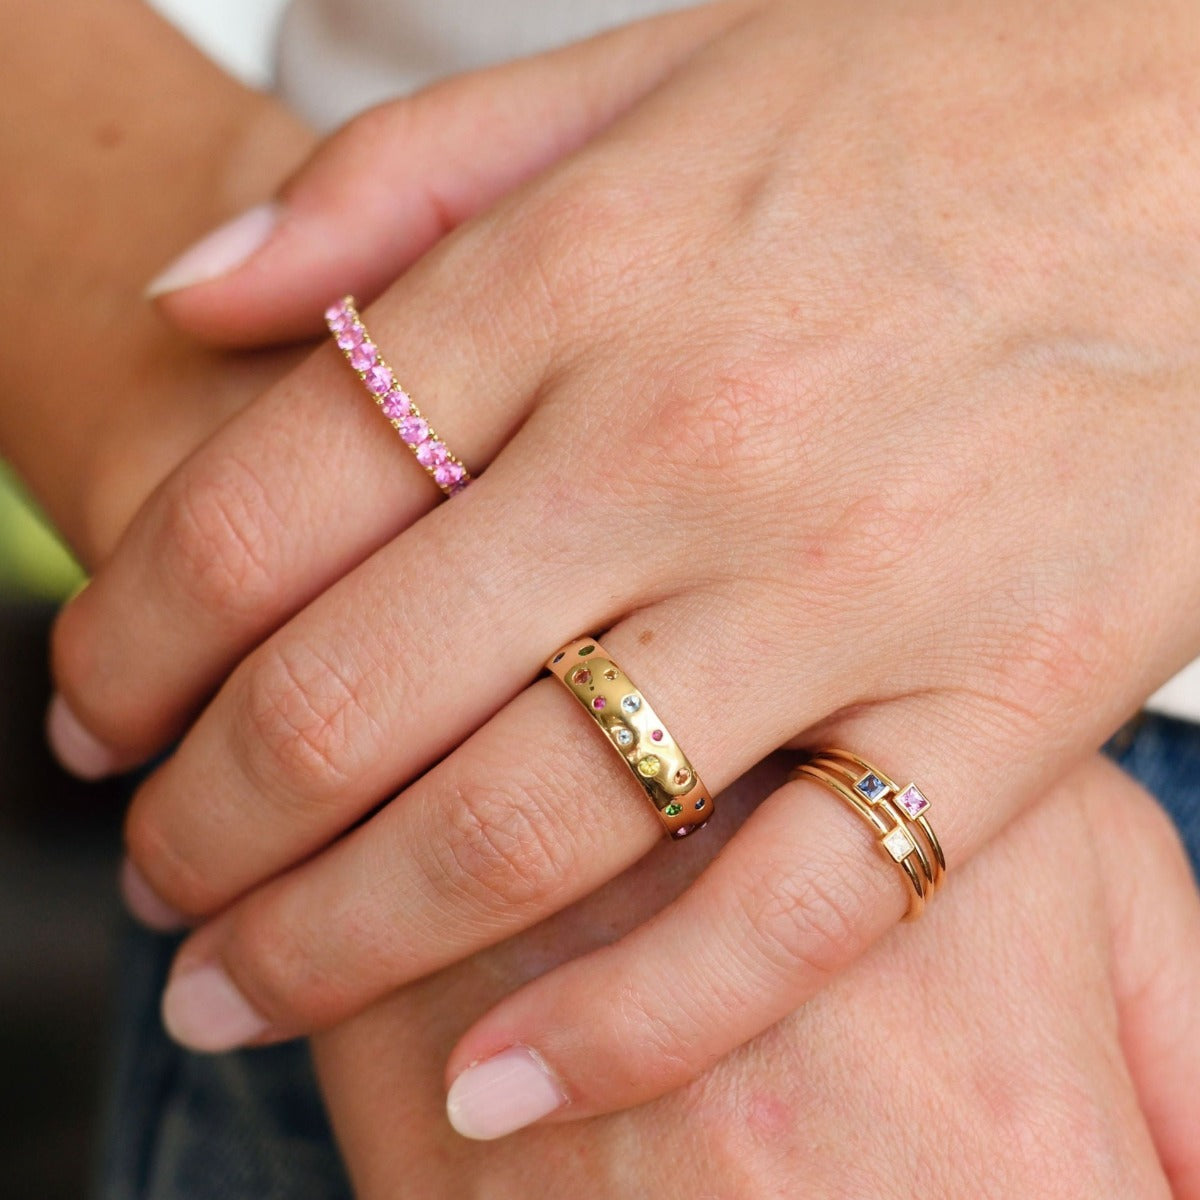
{"left": 147, "top": 1, "right": 754, "bottom": 346}
{"left": 1099, "top": 758, "right": 1200, "bottom": 1200}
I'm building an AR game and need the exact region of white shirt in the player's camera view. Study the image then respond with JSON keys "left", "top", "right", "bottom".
{"left": 149, "top": 0, "right": 1200, "bottom": 721}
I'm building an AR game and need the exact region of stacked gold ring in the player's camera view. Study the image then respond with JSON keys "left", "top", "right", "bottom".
{"left": 789, "top": 750, "right": 946, "bottom": 919}
{"left": 546, "top": 637, "right": 713, "bottom": 839}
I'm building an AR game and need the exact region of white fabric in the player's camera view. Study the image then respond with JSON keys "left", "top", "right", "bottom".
{"left": 276, "top": 0, "right": 698, "bottom": 129}
{"left": 146, "top": 0, "right": 1200, "bottom": 721}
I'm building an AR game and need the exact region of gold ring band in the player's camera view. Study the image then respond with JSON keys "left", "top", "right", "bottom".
{"left": 546, "top": 637, "right": 713, "bottom": 840}
{"left": 789, "top": 749, "right": 946, "bottom": 919}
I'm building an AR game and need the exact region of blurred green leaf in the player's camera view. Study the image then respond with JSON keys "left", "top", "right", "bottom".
{"left": 0, "top": 463, "right": 85, "bottom": 601}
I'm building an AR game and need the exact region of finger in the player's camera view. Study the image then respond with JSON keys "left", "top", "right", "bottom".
{"left": 148, "top": 0, "right": 757, "bottom": 346}
{"left": 435, "top": 695, "right": 1061, "bottom": 1138}
{"left": 146, "top": 592, "right": 845, "bottom": 1050}
{"left": 1098, "top": 760, "right": 1200, "bottom": 1200}
{"left": 51, "top": 183, "right": 571, "bottom": 777}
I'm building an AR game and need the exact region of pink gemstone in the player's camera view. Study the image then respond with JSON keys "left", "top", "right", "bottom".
{"left": 651, "top": 729, "right": 664, "bottom": 742}
{"left": 434, "top": 461, "right": 465, "bottom": 487}
{"left": 336, "top": 324, "right": 364, "bottom": 350}
{"left": 381, "top": 390, "right": 411, "bottom": 419}
{"left": 399, "top": 415, "right": 429, "bottom": 444}
{"left": 416, "top": 439, "right": 449, "bottom": 466}
{"left": 592, "top": 697, "right": 606, "bottom": 709}
{"left": 365, "top": 365, "right": 393, "bottom": 395}
{"left": 325, "top": 302, "right": 348, "bottom": 326}
{"left": 349, "top": 342, "right": 377, "bottom": 371}
{"left": 448, "top": 478, "right": 470, "bottom": 496}
{"left": 897, "top": 784, "right": 930, "bottom": 818}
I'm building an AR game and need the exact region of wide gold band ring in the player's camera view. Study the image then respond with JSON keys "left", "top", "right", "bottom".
{"left": 789, "top": 749, "right": 946, "bottom": 919}
{"left": 545, "top": 637, "right": 713, "bottom": 840}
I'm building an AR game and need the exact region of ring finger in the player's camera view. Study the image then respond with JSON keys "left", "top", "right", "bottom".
{"left": 150, "top": 589, "right": 850, "bottom": 1050}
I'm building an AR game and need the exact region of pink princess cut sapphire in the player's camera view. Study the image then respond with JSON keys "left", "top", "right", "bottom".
{"left": 896, "top": 784, "right": 930, "bottom": 819}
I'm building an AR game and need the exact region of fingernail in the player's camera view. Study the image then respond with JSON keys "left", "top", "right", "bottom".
{"left": 446, "top": 1046, "right": 566, "bottom": 1140}
{"left": 162, "top": 963, "right": 271, "bottom": 1052}
{"left": 119, "top": 857, "right": 189, "bottom": 932}
{"left": 145, "top": 202, "right": 280, "bottom": 298}
{"left": 45, "top": 693, "right": 119, "bottom": 780}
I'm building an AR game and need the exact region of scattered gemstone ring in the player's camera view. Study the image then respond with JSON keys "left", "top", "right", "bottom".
{"left": 546, "top": 637, "right": 714, "bottom": 839}
{"left": 789, "top": 750, "right": 946, "bottom": 920}
{"left": 325, "top": 296, "right": 471, "bottom": 497}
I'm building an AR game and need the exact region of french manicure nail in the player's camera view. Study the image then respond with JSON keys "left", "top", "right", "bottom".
{"left": 446, "top": 1046, "right": 566, "bottom": 1140}
{"left": 162, "top": 963, "right": 271, "bottom": 1052}
{"left": 119, "top": 857, "right": 189, "bottom": 932}
{"left": 145, "top": 202, "right": 280, "bottom": 298}
{"left": 45, "top": 693, "right": 119, "bottom": 780}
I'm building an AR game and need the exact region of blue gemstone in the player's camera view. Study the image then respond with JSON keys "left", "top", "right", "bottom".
{"left": 856, "top": 773, "right": 887, "bottom": 800}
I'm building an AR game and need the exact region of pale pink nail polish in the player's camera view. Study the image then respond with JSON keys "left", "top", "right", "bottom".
{"left": 446, "top": 1046, "right": 566, "bottom": 1140}
{"left": 162, "top": 964, "right": 271, "bottom": 1053}
{"left": 119, "top": 858, "right": 188, "bottom": 932}
{"left": 145, "top": 202, "right": 280, "bottom": 298}
{"left": 45, "top": 693, "right": 118, "bottom": 780}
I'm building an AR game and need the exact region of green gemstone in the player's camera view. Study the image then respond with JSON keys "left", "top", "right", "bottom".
{"left": 664, "top": 803, "right": 682, "bottom": 817}
{"left": 578, "top": 644, "right": 595, "bottom": 655}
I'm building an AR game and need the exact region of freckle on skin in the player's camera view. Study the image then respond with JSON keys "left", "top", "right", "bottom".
{"left": 638, "top": 629, "right": 654, "bottom": 645}
{"left": 95, "top": 122, "right": 123, "bottom": 149}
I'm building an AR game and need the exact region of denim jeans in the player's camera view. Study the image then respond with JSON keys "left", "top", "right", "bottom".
{"left": 94, "top": 713, "right": 1200, "bottom": 1199}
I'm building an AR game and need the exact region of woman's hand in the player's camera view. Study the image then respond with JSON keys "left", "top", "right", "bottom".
{"left": 49, "top": 0, "right": 1200, "bottom": 1128}
{"left": 316, "top": 756, "right": 1200, "bottom": 1195}
{"left": 0, "top": 0, "right": 314, "bottom": 564}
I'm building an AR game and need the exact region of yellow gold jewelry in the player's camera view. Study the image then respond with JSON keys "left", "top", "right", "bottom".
{"left": 789, "top": 750, "right": 946, "bottom": 920}
{"left": 546, "top": 637, "right": 713, "bottom": 839}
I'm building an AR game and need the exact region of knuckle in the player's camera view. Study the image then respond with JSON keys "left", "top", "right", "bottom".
{"left": 985, "top": 594, "right": 1115, "bottom": 734}
{"left": 609, "top": 979, "right": 698, "bottom": 1090}
{"left": 225, "top": 904, "right": 336, "bottom": 1029}
{"left": 509, "top": 170, "right": 652, "bottom": 324}
{"left": 155, "top": 455, "right": 281, "bottom": 620}
{"left": 239, "top": 640, "right": 380, "bottom": 800}
{"left": 432, "top": 771, "right": 574, "bottom": 916}
{"left": 736, "top": 850, "right": 870, "bottom": 983}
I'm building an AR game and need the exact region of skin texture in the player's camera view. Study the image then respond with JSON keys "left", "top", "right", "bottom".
{"left": 6, "top": 0, "right": 1198, "bottom": 1188}
{"left": 0, "top": 0, "right": 314, "bottom": 560}
{"left": 314, "top": 755, "right": 1200, "bottom": 1198}
{"left": 46, "top": 0, "right": 1200, "bottom": 1123}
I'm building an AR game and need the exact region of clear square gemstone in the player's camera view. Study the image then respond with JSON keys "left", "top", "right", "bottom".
{"left": 896, "top": 784, "right": 930, "bottom": 818}
{"left": 856, "top": 773, "right": 887, "bottom": 801}
{"left": 882, "top": 825, "right": 915, "bottom": 861}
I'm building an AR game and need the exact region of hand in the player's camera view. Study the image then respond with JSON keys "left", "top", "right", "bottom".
{"left": 315, "top": 756, "right": 1200, "bottom": 1197}
{"left": 50, "top": 0, "right": 1200, "bottom": 1132}
{"left": 0, "top": 0, "right": 314, "bottom": 564}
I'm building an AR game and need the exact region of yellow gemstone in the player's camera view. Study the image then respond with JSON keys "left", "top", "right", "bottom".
{"left": 637, "top": 755, "right": 661, "bottom": 778}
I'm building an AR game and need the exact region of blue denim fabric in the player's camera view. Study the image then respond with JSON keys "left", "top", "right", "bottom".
{"left": 94, "top": 925, "right": 353, "bottom": 1200}
{"left": 93, "top": 714, "right": 1200, "bottom": 1199}
{"left": 1105, "top": 712, "right": 1200, "bottom": 879}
